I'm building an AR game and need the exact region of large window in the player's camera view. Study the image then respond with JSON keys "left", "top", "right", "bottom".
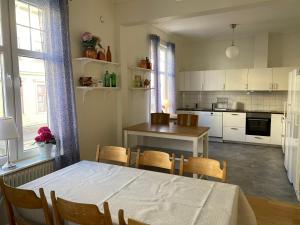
{"left": 0, "top": 0, "right": 48, "bottom": 162}
{"left": 151, "top": 44, "right": 169, "bottom": 113}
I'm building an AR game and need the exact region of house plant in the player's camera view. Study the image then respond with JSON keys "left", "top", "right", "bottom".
{"left": 81, "top": 32, "right": 102, "bottom": 59}
{"left": 35, "top": 127, "right": 56, "bottom": 157}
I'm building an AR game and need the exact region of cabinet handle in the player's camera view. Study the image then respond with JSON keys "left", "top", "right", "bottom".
{"left": 223, "top": 84, "right": 225, "bottom": 90}
{"left": 231, "top": 113, "right": 239, "bottom": 116}
{"left": 231, "top": 128, "right": 238, "bottom": 130}
{"left": 245, "top": 84, "right": 248, "bottom": 90}
{"left": 254, "top": 136, "right": 263, "bottom": 139}
{"left": 276, "top": 83, "right": 278, "bottom": 90}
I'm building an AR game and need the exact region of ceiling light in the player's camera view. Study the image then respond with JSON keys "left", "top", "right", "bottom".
{"left": 225, "top": 24, "right": 239, "bottom": 59}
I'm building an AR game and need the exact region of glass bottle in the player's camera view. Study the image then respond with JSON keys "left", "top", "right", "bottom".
{"left": 104, "top": 70, "right": 110, "bottom": 87}
{"left": 106, "top": 46, "right": 112, "bottom": 62}
{"left": 111, "top": 72, "right": 117, "bottom": 87}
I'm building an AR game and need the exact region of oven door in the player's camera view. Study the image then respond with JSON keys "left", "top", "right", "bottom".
{"left": 246, "top": 118, "right": 271, "bottom": 136}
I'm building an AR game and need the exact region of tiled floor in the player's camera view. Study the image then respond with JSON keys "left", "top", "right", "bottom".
{"left": 208, "top": 142, "right": 299, "bottom": 204}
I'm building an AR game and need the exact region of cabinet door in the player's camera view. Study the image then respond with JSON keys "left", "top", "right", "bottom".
{"left": 272, "top": 67, "right": 294, "bottom": 91}
{"left": 223, "top": 127, "right": 245, "bottom": 142}
{"left": 178, "top": 72, "right": 186, "bottom": 91}
{"left": 203, "top": 70, "right": 226, "bottom": 91}
{"left": 248, "top": 68, "right": 273, "bottom": 91}
{"left": 225, "top": 69, "right": 248, "bottom": 91}
{"left": 189, "top": 71, "right": 203, "bottom": 91}
{"left": 198, "top": 112, "right": 223, "bottom": 137}
{"left": 270, "top": 114, "right": 284, "bottom": 145}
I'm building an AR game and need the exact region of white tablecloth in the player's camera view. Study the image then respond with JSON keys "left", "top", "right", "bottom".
{"left": 16, "top": 161, "right": 256, "bottom": 225}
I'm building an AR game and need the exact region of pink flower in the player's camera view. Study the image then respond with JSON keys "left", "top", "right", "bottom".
{"left": 35, "top": 136, "right": 42, "bottom": 142}
{"left": 81, "top": 32, "right": 93, "bottom": 41}
{"left": 38, "top": 127, "right": 51, "bottom": 135}
{"left": 40, "top": 132, "right": 53, "bottom": 142}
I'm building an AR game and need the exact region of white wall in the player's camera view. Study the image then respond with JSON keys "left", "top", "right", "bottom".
{"left": 268, "top": 33, "right": 300, "bottom": 67}
{"left": 181, "top": 36, "right": 255, "bottom": 71}
{"left": 69, "top": 0, "right": 118, "bottom": 161}
{"left": 180, "top": 32, "right": 300, "bottom": 71}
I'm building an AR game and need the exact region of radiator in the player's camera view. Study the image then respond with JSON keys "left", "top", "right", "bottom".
{"left": 3, "top": 160, "right": 54, "bottom": 187}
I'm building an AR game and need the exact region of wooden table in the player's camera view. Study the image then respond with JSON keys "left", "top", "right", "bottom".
{"left": 123, "top": 123, "right": 209, "bottom": 157}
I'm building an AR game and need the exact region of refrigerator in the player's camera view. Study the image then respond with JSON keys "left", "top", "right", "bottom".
{"left": 284, "top": 69, "right": 300, "bottom": 200}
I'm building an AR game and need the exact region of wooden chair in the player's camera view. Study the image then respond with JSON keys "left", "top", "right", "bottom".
{"left": 118, "top": 209, "right": 149, "bottom": 225}
{"left": 50, "top": 191, "right": 112, "bottom": 225}
{"left": 177, "top": 114, "right": 198, "bottom": 127}
{"left": 96, "top": 145, "right": 131, "bottom": 166}
{"left": 0, "top": 178, "right": 53, "bottom": 225}
{"left": 179, "top": 156, "right": 227, "bottom": 182}
{"left": 150, "top": 113, "right": 170, "bottom": 125}
{"left": 136, "top": 149, "right": 175, "bottom": 174}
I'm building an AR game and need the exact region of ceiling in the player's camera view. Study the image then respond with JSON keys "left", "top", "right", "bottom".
{"left": 154, "top": 0, "right": 300, "bottom": 40}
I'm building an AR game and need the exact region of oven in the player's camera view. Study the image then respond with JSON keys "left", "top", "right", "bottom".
{"left": 246, "top": 113, "right": 271, "bottom": 136}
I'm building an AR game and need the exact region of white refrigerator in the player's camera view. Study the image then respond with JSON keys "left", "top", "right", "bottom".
{"left": 284, "top": 69, "right": 300, "bottom": 200}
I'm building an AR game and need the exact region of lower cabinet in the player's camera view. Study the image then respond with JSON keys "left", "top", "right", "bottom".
{"left": 223, "top": 127, "right": 245, "bottom": 142}
{"left": 246, "top": 135, "right": 270, "bottom": 144}
{"left": 197, "top": 111, "right": 223, "bottom": 138}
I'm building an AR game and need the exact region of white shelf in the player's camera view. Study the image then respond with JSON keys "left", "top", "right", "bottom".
{"left": 77, "top": 86, "right": 120, "bottom": 103}
{"left": 129, "top": 66, "right": 153, "bottom": 72}
{"left": 74, "top": 57, "right": 119, "bottom": 66}
{"left": 130, "top": 87, "right": 154, "bottom": 90}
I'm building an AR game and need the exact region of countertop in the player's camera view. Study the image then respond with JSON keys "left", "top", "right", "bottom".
{"left": 176, "top": 108, "right": 284, "bottom": 114}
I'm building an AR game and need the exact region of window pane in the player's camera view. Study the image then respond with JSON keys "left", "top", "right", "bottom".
{"left": 31, "top": 29, "right": 42, "bottom": 52}
{"left": 0, "top": 54, "right": 5, "bottom": 156}
{"left": 19, "top": 57, "right": 48, "bottom": 151}
{"left": 17, "top": 25, "right": 31, "bottom": 50}
{"left": 15, "top": 0, "right": 30, "bottom": 27}
{"left": 29, "top": 5, "right": 42, "bottom": 29}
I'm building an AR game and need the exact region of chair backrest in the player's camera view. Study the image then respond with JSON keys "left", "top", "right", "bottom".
{"left": 150, "top": 113, "right": 170, "bottom": 125}
{"left": 179, "top": 156, "right": 227, "bottom": 182}
{"left": 177, "top": 114, "right": 198, "bottom": 127}
{"left": 50, "top": 191, "right": 112, "bottom": 225}
{"left": 118, "top": 209, "right": 149, "bottom": 225}
{"left": 96, "top": 145, "right": 131, "bottom": 166}
{"left": 0, "top": 178, "right": 53, "bottom": 225}
{"left": 136, "top": 149, "right": 175, "bottom": 174}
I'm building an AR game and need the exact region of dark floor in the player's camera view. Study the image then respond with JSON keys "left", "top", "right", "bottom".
{"left": 208, "top": 142, "right": 299, "bottom": 204}
{"left": 140, "top": 142, "right": 299, "bottom": 204}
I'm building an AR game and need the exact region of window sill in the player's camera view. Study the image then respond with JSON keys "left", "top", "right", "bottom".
{"left": 0, "top": 154, "right": 55, "bottom": 177}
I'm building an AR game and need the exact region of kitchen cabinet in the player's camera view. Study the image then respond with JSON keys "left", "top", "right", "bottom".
{"left": 225, "top": 69, "right": 248, "bottom": 91}
{"left": 178, "top": 72, "right": 189, "bottom": 91}
{"left": 272, "top": 67, "right": 293, "bottom": 91}
{"left": 189, "top": 71, "right": 204, "bottom": 91}
{"left": 246, "top": 135, "right": 270, "bottom": 144}
{"left": 248, "top": 68, "right": 273, "bottom": 91}
{"left": 203, "top": 70, "right": 226, "bottom": 91}
{"left": 223, "top": 112, "right": 246, "bottom": 142}
{"left": 196, "top": 111, "right": 223, "bottom": 137}
{"left": 270, "top": 114, "right": 284, "bottom": 145}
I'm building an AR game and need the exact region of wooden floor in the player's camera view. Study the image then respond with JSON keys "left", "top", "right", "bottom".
{"left": 248, "top": 196, "right": 300, "bottom": 225}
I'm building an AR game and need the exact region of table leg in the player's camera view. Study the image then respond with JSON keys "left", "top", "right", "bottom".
{"left": 124, "top": 130, "right": 128, "bottom": 148}
{"left": 192, "top": 138, "right": 199, "bottom": 178}
{"left": 203, "top": 133, "right": 209, "bottom": 158}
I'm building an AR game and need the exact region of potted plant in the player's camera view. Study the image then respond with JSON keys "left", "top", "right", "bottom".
{"left": 34, "top": 127, "right": 56, "bottom": 157}
{"left": 81, "top": 32, "right": 102, "bottom": 59}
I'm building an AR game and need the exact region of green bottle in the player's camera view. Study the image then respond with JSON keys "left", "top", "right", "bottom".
{"left": 111, "top": 72, "right": 117, "bottom": 87}
{"left": 104, "top": 71, "right": 110, "bottom": 87}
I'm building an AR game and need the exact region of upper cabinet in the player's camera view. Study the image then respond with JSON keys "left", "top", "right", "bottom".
{"left": 225, "top": 69, "right": 248, "bottom": 91}
{"left": 248, "top": 68, "right": 273, "bottom": 91}
{"left": 203, "top": 70, "right": 226, "bottom": 91}
{"left": 272, "top": 67, "right": 294, "bottom": 91}
{"left": 189, "top": 71, "right": 204, "bottom": 91}
{"left": 178, "top": 72, "right": 188, "bottom": 91}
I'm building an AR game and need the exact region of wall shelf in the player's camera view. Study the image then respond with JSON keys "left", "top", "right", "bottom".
{"left": 77, "top": 86, "right": 120, "bottom": 103}
{"left": 75, "top": 57, "right": 119, "bottom": 66}
{"left": 128, "top": 66, "right": 153, "bottom": 72}
{"left": 130, "top": 87, "right": 153, "bottom": 90}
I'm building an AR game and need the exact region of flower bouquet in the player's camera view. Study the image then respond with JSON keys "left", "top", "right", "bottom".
{"left": 35, "top": 127, "right": 56, "bottom": 157}
{"left": 81, "top": 32, "right": 102, "bottom": 59}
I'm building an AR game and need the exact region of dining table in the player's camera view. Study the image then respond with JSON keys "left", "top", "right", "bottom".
{"left": 123, "top": 123, "right": 209, "bottom": 157}
{"left": 16, "top": 160, "right": 257, "bottom": 225}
